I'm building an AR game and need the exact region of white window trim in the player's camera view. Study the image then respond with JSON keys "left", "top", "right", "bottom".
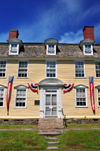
{"left": 9, "top": 43, "right": 19, "bottom": 55}
{"left": 17, "top": 60, "right": 28, "bottom": 78}
{"left": 83, "top": 44, "right": 93, "bottom": 55}
{"left": 75, "top": 85, "right": 88, "bottom": 108}
{"left": 46, "top": 44, "right": 56, "bottom": 55}
{"left": 96, "top": 87, "right": 100, "bottom": 107}
{"left": 97, "top": 89, "right": 100, "bottom": 107}
{"left": 0, "top": 60, "right": 7, "bottom": 78}
{"left": 94, "top": 61, "right": 100, "bottom": 78}
{"left": 74, "top": 60, "right": 86, "bottom": 78}
{"left": 14, "top": 86, "right": 27, "bottom": 108}
{"left": 45, "top": 60, "right": 57, "bottom": 78}
{"left": 0, "top": 87, "right": 5, "bottom": 108}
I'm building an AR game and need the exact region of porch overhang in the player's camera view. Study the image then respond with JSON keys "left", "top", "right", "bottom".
{"left": 38, "top": 78, "right": 64, "bottom": 87}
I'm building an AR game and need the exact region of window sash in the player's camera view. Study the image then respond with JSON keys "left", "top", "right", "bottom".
{"left": 85, "top": 45, "right": 91, "bottom": 52}
{"left": 46, "top": 61, "right": 56, "bottom": 77}
{"left": 95, "top": 62, "right": 100, "bottom": 77}
{"left": 18, "top": 61, "right": 28, "bottom": 77}
{"left": 47, "top": 44, "right": 56, "bottom": 55}
{"left": 0, "top": 89, "right": 4, "bottom": 107}
{"left": 15, "top": 89, "right": 26, "bottom": 107}
{"left": 0, "top": 61, "right": 6, "bottom": 77}
{"left": 76, "top": 88, "right": 87, "bottom": 107}
{"left": 75, "top": 61, "right": 85, "bottom": 77}
{"left": 97, "top": 89, "right": 100, "bottom": 107}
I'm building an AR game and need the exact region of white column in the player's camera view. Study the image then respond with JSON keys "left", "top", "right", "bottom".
{"left": 39, "top": 88, "right": 45, "bottom": 118}
{"left": 57, "top": 88, "right": 62, "bottom": 118}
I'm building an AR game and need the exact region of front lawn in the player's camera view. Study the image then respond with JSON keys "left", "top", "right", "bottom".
{"left": 0, "top": 131, "right": 46, "bottom": 150}
{"left": 0, "top": 125, "right": 37, "bottom": 129}
{"left": 59, "top": 130, "right": 100, "bottom": 150}
{"left": 0, "top": 129, "right": 100, "bottom": 150}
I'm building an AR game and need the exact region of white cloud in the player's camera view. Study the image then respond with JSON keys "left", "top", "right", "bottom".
{"left": 59, "top": 30, "right": 83, "bottom": 43}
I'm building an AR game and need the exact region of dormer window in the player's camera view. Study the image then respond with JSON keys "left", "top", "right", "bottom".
{"left": 47, "top": 44, "right": 56, "bottom": 55}
{"left": 80, "top": 38, "right": 94, "bottom": 56}
{"left": 84, "top": 44, "right": 93, "bottom": 55}
{"left": 7, "top": 31, "right": 22, "bottom": 55}
{"left": 9, "top": 43, "right": 19, "bottom": 55}
{"left": 45, "top": 38, "right": 58, "bottom": 56}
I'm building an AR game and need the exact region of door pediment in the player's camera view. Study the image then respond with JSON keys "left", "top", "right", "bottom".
{"left": 38, "top": 78, "right": 64, "bottom": 86}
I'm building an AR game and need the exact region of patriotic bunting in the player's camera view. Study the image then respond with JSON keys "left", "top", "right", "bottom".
{"left": 63, "top": 83, "right": 74, "bottom": 93}
{"left": 28, "top": 83, "right": 38, "bottom": 92}
{"left": 89, "top": 77, "right": 95, "bottom": 111}
{"left": 6, "top": 76, "right": 14, "bottom": 115}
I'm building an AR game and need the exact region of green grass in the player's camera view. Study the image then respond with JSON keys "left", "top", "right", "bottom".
{"left": 65, "top": 123, "right": 100, "bottom": 128}
{"left": 59, "top": 130, "right": 100, "bottom": 150}
{"left": 0, "top": 129, "right": 100, "bottom": 150}
{"left": 0, "top": 131, "right": 47, "bottom": 150}
{"left": 0, "top": 123, "right": 100, "bottom": 129}
{"left": 0, "top": 125, "right": 37, "bottom": 129}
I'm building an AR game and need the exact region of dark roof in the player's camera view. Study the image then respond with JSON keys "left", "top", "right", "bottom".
{"left": 45, "top": 38, "right": 58, "bottom": 44}
{"left": 0, "top": 42, "right": 100, "bottom": 59}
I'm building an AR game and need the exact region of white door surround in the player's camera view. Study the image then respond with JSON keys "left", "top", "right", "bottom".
{"left": 38, "top": 78, "right": 64, "bottom": 118}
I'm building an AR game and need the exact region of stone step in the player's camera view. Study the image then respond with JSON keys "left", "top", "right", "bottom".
{"left": 46, "top": 137, "right": 58, "bottom": 140}
{"left": 38, "top": 118, "right": 64, "bottom": 129}
{"left": 47, "top": 142, "right": 59, "bottom": 145}
{"left": 39, "top": 130, "right": 63, "bottom": 136}
{"left": 47, "top": 146, "right": 58, "bottom": 150}
{"left": 38, "top": 132, "right": 62, "bottom": 136}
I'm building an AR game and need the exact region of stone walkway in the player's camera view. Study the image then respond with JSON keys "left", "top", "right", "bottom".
{"left": 0, "top": 127, "right": 100, "bottom": 131}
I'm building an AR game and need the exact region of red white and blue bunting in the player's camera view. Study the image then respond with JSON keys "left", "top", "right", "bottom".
{"left": 63, "top": 83, "right": 74, "bottom": 93}
{"left": 28, "top": 83, "right": 38, "bottom": 92}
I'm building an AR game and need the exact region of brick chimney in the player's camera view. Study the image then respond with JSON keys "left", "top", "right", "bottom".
{"left": 9, "top": 30, "right": 19, "bottom": 39}
{"left": 83, "top": 26, "right": 95, "bottom": 41}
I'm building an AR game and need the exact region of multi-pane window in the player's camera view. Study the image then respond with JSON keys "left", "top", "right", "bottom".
{"left": 11, "top": 44, "right": 17, "bottom": 52}
{"left": 97, "top": 89, "right": 100, "bottom": 107}
{"left": 0, "top": 89, "right": 4, "bottom": 107}
{"left": 76, "top": 88, "right": 87, "bottom": 107}
{"left": 75, "top": 61, "right": 85, "bottom": 77}
{"left": 9, "top": 44, "right": 19, "bottom": 55}
{"left": 46, "top": 61, "right": 57, "bottom": 77}
{"left": 95, "top": 62, "right": 100, "bottom": 77}
{"left": 47, "top": 44, "right": 56, "bottom": 55}
{"left": 84, "top": 44, "right": 93, "bottom": 55}
{"left": 85, "top": 45, "right": 91, "bottom": 52}
{"left": 15, "top": 89, "right": 26, "bottom": 107}
{"left": 0, "top": 61, "right": 6, "bottom": 77}
{"left": 18, "top": 61, "right": 28, "bottom": 77}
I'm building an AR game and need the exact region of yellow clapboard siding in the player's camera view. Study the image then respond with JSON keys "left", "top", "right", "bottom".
{"left": 0, "top": 60, "right": 100, "bottom": 118}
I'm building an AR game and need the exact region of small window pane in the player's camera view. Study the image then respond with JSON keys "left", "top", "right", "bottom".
{"left": 52, "top": 107, "right": 57, "bottom": 115}
{"left": 52, "top": 95, "right": 56, "bottom": 105}
{"left": 46, "top": 95, "right": 50, "bottom": 105}
{"left": 45, "top": 107, "right": 50, "bottom": 115}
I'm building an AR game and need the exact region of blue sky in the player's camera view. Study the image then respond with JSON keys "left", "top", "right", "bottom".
{"left": 0, "top": 0, "right": 100, "bottom": 43}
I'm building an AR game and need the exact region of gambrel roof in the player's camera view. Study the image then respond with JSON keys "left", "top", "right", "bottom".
{"left": 0, "top": 42, "right": 100, "bottom": 58}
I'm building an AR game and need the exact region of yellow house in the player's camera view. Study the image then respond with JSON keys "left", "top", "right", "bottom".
{"left": 0, "top": 26, "right": 100, "bottom": 128}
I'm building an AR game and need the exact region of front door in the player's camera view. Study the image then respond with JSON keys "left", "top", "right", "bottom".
{"left": 45, "top": 90, "right": 57, "bottom": 118}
